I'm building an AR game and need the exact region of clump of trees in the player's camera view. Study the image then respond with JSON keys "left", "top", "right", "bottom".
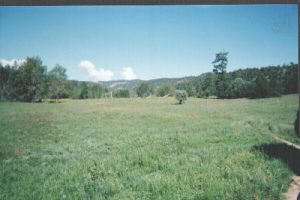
{"left": 176, "top": 52, "right": 298, "bottom": 99}
{"left": 175, "top": 90, "right": 187, "bottom": 104}
{"left": 0, "top": 57, "right": 48, "bottom": 102}
{"left": 0, "top": 57, "right": 106, "bottom": 102}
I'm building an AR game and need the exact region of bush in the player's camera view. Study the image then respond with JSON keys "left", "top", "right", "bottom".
{"left": 175, "top": 90, "right": 187, "bottom": 104}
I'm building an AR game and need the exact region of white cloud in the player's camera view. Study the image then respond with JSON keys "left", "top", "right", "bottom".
{"left": 121, "top": 67, "right": 136, "bottom": 80}
{"left": 0, "top": 59, "right": 26, "bottom": 67}
{"left": 79, "top": 60, "right": 114, "bottom": 82}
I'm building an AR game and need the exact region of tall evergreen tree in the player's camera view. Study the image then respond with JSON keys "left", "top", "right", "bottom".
{"left": 212, "top": 52, "right": 230, "bottom": 99}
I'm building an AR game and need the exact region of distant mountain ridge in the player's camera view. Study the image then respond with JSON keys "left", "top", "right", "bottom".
{"left": 99, "top": 77, "right": 195, "bottom": 90}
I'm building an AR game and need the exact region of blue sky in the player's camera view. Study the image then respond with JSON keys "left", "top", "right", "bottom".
{"left": 0, "top": 5, "right": 297, "bottom": 81}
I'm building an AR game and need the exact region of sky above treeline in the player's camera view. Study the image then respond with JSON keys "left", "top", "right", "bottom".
{"left": 0, "top": 5, "right": 297, "bottom": 82}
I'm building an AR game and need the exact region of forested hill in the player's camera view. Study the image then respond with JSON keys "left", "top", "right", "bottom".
{"left": 98, "top": 63, "right": 298, "bottom": 99}
{"left": 176, "top": 63, "right": 298, "bottom": 99}
{"left": 0, "top": 56, "right": 298, "bottom": 101}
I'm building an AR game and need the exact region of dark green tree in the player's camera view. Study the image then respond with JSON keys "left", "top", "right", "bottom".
{"left": 113, "top": 89, "right": 130, "bottom": 98}
{"left": 0, "top": 63, "right": 11, "bottom": 99}
{"left": 48, "top": 64, "right": 67, "bottom": 101}
{"left": 269, "top": 76, "right": 283, "bottom": 97}
{"left": 80, "top": 82, "right": 89, "bottom": 99}
{"left": 5, "top": 65, "right": 20, "bottom": 101}
{"left": 136, "top": 82, "right": 150, "bottom": 97}
{"left": 17, "top": 57, "right": 47, "bottom": 102}
{"left": 212, "top": 52, "right": 230, "bottom": 99}
{"left": 213, "top": 52, "right": 228, "bottom": 75}
{"left": 253, "top": 72, "right": 269, "bottom": 98}
{"left": 282, "top": 63, "right": 298, "bottom": 94}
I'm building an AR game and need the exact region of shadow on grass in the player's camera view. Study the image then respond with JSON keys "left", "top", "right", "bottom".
{"left": 254, "top": 143, "right": 300, "bottom": 175}
{"left": 172, "top": 102, "right": 186, "bottom": 105}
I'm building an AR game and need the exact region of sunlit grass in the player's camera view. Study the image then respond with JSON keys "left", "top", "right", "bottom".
{"left": 0, "top": 94, "right": 298, "bottom": 199}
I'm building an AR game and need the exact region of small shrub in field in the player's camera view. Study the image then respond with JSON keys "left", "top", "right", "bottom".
{"left": 175, "top": 90, "right": 187, "bottom": 104}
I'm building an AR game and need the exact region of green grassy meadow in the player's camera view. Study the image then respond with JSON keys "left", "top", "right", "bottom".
{"left": 0, "top": 94, "right": 299, "bottom": 199}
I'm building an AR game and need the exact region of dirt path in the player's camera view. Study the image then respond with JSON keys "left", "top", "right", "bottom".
{"left": 284, "top": 176, "right": 300, "bottom": 200}
{"left": 271, "top": 134, "right": 300, "bottom": 200}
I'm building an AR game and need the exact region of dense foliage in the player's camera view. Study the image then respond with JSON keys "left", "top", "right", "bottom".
{"left": 156, "top": 85, "right": 173, "bottom": 97}
{"left": 0, "top": 56, "right": 298, "bottom": 101}
{"left": 0, "top": 57, "right": 47, "bottom": 102}
{"left": 66, "top": 80, "right": 106, "bottom": 99}
{"left": 0, "top": 57, "right": 106, "bottom": 102}
{"left": 176, "top": 62, "right": 298, "bottom": 99}
{"left": 48, "top": 64, "right": 68, "bottom": 100}
{"left": 113, "top": 89, "right": 130, "bottom": 98}
{"left": 136, "top": 82, "right": 150, "bottom": 97}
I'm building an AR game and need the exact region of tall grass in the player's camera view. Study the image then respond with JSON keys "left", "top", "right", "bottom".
{"left": 0, "top": 95, "right": 298, "bottom": 199}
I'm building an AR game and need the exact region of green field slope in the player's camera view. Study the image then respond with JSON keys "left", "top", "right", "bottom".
{"left": 0, "top": 94, "right": 298, "bottom": 199}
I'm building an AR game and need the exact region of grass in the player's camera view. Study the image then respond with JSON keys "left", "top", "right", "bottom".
{"left": 0, "top": 94, "right": 299, "bottom": 199}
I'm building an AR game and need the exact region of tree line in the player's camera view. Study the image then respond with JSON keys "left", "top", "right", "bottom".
{"left": 176, "top": 52, "right": 298, "bottom": 99}
{"left": 0, "top": 57, "right": 108, "bottom": 102}
{"left": 0, "top": 55, "right": 298, "bottom": 102}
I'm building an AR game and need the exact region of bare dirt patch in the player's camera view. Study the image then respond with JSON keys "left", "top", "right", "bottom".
{"left": 284, "top": 176, "right": 300, "bottom": 200}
